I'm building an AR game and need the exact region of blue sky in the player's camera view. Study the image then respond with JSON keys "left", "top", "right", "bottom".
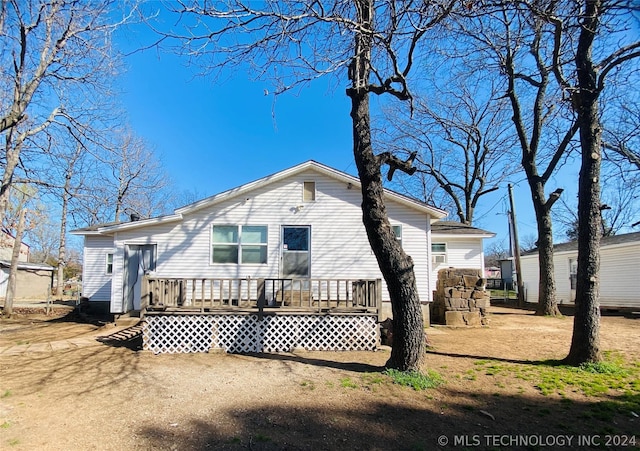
{"left": 114, "top": 25, "right": 581, "bottom": 253}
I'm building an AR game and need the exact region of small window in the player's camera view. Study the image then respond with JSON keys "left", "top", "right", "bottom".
{"left": 392, "top": 225, "right": 402, "bottom": 246}
{"left": 432, "top": 243, "right": 447, "bottom": 265}
{"left": 303, "top": 181, "right": 316, "bottom": 202}
{"left": 106, "top": 253, "right": 114, "bottom": 275}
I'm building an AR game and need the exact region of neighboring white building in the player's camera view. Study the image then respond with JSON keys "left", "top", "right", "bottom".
{"left": 0, "top": 260, "right": 54, "bottom": 300}
{"left": 72, "top": 161, "right": 493, "bottom": 316}
{"left": 520, "top": 231, "right": 640, "bottom": 309}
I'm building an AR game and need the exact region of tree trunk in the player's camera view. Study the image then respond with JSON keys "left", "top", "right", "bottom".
{"left": 347, "top": 0, "right": 424, "bottom": 371}
{"left": 4, "top": 209, "right": 27, "bottom": 317}
{"left": 57, "top": 165, "right": 74, "bottom": 297}
{"left": 349, "top": 89, "right": 425, "bottom": 371}
{"left": 533, "top": 197, "right": 561, "bottom": 317}
{"left": 565, "top": 0, "right": 602, "bottom": 365}
{"left": 0, "top": 137, "right": 22, "bottom": 230}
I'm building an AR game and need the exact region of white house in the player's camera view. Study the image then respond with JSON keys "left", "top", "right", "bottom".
{"left": 72, "top": 161, "right": 493, "bottom": 325}
{"left": 429, "top": 221, "right": 495, "bottom": 292}
{"left": 520, "top": 231, "right": 640, "bottom": 309}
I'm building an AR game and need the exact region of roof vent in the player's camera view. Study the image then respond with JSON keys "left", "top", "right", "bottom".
{"left": 130, "top": 213, "right": 140, "bottom": 222}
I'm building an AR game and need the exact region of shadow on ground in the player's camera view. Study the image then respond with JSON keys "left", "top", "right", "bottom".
{"left": 137, "top": 389, "right": 640, "bottom": 450}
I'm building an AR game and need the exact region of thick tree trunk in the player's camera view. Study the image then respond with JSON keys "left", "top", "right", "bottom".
{"left": 533, "top": 198, "right": 561, "bottom": 317}
{"left": 565, "top": 0, "right": 602, "bottom": 365}
{"left": 349, "top": 89, "right": 425, "bottom": 371}
{"left": 526, "top": 178, "right": 561, "bottom": 316}
{"left": 346, "top": 0, "right": 424, "bottom": 371}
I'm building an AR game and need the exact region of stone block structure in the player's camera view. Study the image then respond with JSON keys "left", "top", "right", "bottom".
{"left": 431, "top": 268, "right": 490, "bottom": 326}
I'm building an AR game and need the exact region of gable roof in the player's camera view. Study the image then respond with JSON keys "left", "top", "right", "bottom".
{"left": 523, "top": 230, "right": 640, "bottom": 255}
{"left": 72, "top": 160, "right": 448, "bottom": 236}
{"left": 431, "top": 221, "right": 495, "bottom": 238}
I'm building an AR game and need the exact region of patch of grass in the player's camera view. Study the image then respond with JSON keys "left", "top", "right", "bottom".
{"left": 463, "top": 370, "right": 476, "bottom": 381}
{"left": 254, "top": 434, "right": 271, "bottom": 443}
{"left": 535, "top": 358, "right": 632, "bottom": 397}
{"left": 361, "top": 373, "right": 386, "bottom": 385}
{"left": 300, "top": 380, "right": 315, "bottom": 390}
{"left": 0, "top": 421, "right": 10, "bottom": 429}
{"left": 339, "top": 377, "right": 358, "bottom": 389}
{"left": 383, "top": 369, "right": 444, "bottom": 391}
{"left": 1, "top": 390, "right": 11, "bottom": 399}
{"left": 225, "top": 437, "right": 241, "bottom": 445}
{"left": 8, "top": 439, "right": 19, "bottom": 446}
{"left": 474, "top": 352, "right": 640, "bottom": 407}
{"left": 538, "top": 407, "right": 551, "bottom": 416}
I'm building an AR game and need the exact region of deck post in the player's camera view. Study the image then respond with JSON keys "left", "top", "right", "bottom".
{"left": 376, "top": 278, "right": 382, "bottom": 322}
{"left": 140, "top": 276, "right": 149, "bottom": 316}
{"left": 257, "top": 278, "right": 265, "bottom": 321}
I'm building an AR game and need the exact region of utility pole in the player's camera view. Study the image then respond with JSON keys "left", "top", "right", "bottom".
{"left": 508, "top": 184, "right": 525, "bottom": 307}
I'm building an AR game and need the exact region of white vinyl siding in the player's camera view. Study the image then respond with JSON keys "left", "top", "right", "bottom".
{"left": 522, "top": 240, "right": 640, "bottom": 309}
{"left": 102, "top": 169, "right": 436, "bottom": 306}
{"left": 82, "top": 236, "right": 115, "bottom": 302}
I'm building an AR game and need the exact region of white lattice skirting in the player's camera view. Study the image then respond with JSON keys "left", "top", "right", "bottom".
{"left": 142, "top": 314, "right": 379, "bottom": 354}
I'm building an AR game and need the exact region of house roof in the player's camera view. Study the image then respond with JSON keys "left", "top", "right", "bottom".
{"left": 522, "top": 230, "right": 640, "bottom": 255}
{"left": 0, "top": 260, "right": 54, "bottom": 271}
{"left": 71, "top": 160, "right": 448, "bottom": 236}
{"left": 431, "top": 221, "right": 495, "bottom": 238}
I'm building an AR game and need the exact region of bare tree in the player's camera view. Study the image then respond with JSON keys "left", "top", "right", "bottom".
{"left": 380, "top": 76, "right": 518, "bottom": 225}
{"left": 554, "top": 175, "right": 640, "bottom": 240}
{"left": 69, "top": 129, "right": 173, "bottom": 224}
{"left": 0, "top": 0, "right": 136, "bottom": 230}
{"left": 156, "top": 1, "right": 455, "bottom": 371}
{"left": 550, "top": 0, "right": 640, "bottom": 365}
{"left": 455, "top": 4, "right": 583, "bottom": 317}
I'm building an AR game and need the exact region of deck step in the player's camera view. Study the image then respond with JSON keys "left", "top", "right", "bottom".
{"left": 114, "top": 312, "right": 141, "bottom": 327}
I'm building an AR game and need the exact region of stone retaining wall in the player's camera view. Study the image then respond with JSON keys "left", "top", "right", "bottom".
{"left": 431, "top": 268, "right": 490, "bottom": 326}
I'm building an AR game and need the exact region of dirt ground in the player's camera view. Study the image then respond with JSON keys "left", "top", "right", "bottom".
{"left": 0, "top": 305, "right": 638, "bottom": 450}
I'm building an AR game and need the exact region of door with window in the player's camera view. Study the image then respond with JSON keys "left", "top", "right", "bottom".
{"left": 123, "top": 244, "right": 156, "bottom": 312}
{"left": 281, "top": 226, "right": 310, "bottom": 278}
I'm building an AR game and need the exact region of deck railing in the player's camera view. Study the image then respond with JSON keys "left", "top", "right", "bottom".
{"left": 141, "top": 276, "right": 382, "bottom": 319}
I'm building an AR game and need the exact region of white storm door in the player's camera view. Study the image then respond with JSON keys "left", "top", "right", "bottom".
{"left": 281, "top": 226, "right": 310, "bottom": 278}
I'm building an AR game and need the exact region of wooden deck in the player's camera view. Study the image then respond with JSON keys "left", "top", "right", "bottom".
{"left": 141, "top": 277, "right": 382, "bottom": 320}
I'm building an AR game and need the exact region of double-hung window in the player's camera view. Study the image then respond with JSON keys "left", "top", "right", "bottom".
{"left": 212, "top": 225, "right": 267, "bottom": 264}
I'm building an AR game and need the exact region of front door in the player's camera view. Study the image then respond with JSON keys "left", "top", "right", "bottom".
{"left": 281, "top": 226, "right": 310, "bottom": 278}
{"left": 123, "top": 244, "right": 156, "bottom": 312}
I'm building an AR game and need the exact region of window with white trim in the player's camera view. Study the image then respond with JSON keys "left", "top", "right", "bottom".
{"left": 212, "top": 225, "right": 268, "bottom": 264}
{"left": 431, "top": 243, "right": 447, "bottom": 265}
{"left": 106, "top": 253, "right": 114, "bottom": 275}
{"left": 392, "top": 225, "right": 402, "bottom": 247}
